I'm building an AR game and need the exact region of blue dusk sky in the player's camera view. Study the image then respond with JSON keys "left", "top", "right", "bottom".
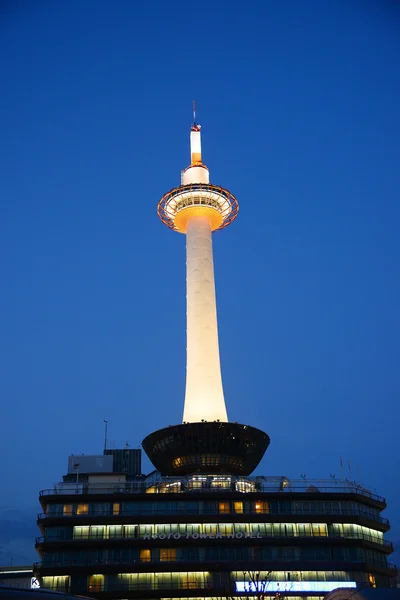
{"left": 0, "top": 0, "right": 399, "bottom": 560}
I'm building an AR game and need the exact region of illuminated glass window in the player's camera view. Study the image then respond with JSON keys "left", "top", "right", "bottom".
{"left": 124, "top": 525, "right": 136, "bottom": 537}
{"left": 42, "top": 576, "right": 70, "bottom": 592}
{"left": 312, "top": 523, "right": 327, "bottom": 536}
{"left": 73, "top": 526, "right": 89, "bottom": 539}
{"left": 63, "top": 504, "right": 72, "bottom": 516}
{"left": 234, "top": 502, "right": 244, "bottom": 514}
{"left": 160, "top": 548, "right": 176, "bottom": 561}
{"left": 76, "top": 504, "right": 88, "bottom": 515}
{"left": 254, "top": 501, "right": 269, "bottom": 513}
{"left": 88, "top": 574, "right": 104, "bottom": 592}
{"left": 113, "top": 503, "right": 120, "bottom": 515}
{"left": 140, "top": 549, "right": 150, "bottom": 562}
{"left": 298, "top": 523, "right": 312, "bottom": 536}
{"left": 204, "top": 523, "right": 218, "bottom": 534}
{"left": 219, "top": 523, "right": 234, "bottom": 535}
{"left": 90, "top": 526, "right": 104, "bottom": 538}
{"left": 219, "top": 502, "right": 230, "bottom": 514}
{"left": 138, "top": 524, "right": 152, "bottom": 536}
{"left": 211, "top": 477, "right": 231, "bottom": 489}
{"left": 369, "top": 574, "right": 376, "bottom": 588}
{"left": 108, "top": 525, "right": 122, "bottom": 538}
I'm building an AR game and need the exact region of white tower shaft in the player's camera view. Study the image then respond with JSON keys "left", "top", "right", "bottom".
{"left": 183, "top": 215, "right": 228, "bottom": 423}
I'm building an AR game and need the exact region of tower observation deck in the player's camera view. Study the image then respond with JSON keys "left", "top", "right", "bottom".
{"left": 142, "top": 109, "right": 269, "bottom": 476}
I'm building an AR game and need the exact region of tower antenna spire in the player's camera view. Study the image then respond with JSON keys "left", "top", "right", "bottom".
{"left": 193, "top": 100, "right": 197, "bottom": 126}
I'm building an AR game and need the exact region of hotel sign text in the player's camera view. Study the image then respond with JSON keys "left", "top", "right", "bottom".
{"left": 142, "top": 532, "right": 264, "bottom": 540}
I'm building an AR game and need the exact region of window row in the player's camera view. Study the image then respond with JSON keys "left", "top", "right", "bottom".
{"left": 41, "top": 545, "right": 390, "bottom": 567}
{"left": 44, "top": 499, "right": 382, "bottom": 520}
{"left": 44, "top": 521, "right": 384, "bottom": 544}
{"left": 41, "top": 569, "right": 384, "bottom": 595}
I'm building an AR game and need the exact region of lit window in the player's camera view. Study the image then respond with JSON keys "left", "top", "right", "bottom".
{"left": 112, "top": 503, "right": 120, "bottom": 515}
{"left": 254, "top": 501, "right": 269, "bottom": 513}
{"left": 219, "top": 502, "right": 230, "bottom": 514}
{"left": 160, "top": 548, "right": 176, "bottom": 561}
{"left": 63, "top": 504, "right": 72, "bottom": 516}
{"left": 312, "top": 523, "right": 327, "bottom": 536}
{"left": 234, "top": 502, "right": 244, "bottom": 513}
{"left": 88, "top": 574, "right": 104, "bottom": 592}
{"left": 369, "top": 574, "right": 376, "bottom": 588}
{"left": 76, "top": 504, "right": 88, "bottom": 515}
{"left": 140, "top": 549, "right": 151, "bottom": 562}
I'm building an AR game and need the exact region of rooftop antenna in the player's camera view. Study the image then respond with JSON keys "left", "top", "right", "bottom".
{"left": 103, "top": 420, "right": 108, "bottom": 452}
{"left": 348, "top": 459, "right": 353, "bottom": 482}
{"left": 193, "top": 100, "right": 197, "bottom": 126}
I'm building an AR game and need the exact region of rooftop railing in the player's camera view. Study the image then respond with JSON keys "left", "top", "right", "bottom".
{"left": 39, "top": 476, "right": 385, "bottom": 504}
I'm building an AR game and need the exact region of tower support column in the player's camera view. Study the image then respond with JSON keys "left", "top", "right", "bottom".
{"left": 183, "top": 216, "right": 228, "bottom": 423}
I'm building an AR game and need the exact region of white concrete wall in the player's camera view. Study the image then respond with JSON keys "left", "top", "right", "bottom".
{"left": 183, "top": 216, "right": 228, "bottom": 423}
{"left": 182, "top": 165, "right": 210, "bottom": 185}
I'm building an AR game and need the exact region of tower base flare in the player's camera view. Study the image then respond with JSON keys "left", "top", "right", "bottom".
{"left": 142, "top": 422, "right": 270, "bottom": 476}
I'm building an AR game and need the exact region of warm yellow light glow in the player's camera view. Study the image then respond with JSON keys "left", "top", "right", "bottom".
{"left": 218, "top": 502, "right": 230, "bottom": 514}
{"left": 88, "top": 574, "right": 104, "bottom": 592}
{"left": 191, "top": 152, "right": 202, "bottom": 164}
{"left": 63, "top": 504, "right": 72, "bottom": 516}
{"left": 254, "top": 501, "right": 269, "bottom": 513}
{"left": 112, "top": 503, "right": 120, "bottom": 515}
{"left": 140, "top": 549, "right": 151, "bottom": 562}
{"left": 174, "top": 206, "right": 222, "bottom": 233}
{"left": 160, "top": 548, "right": 177, "bottom": 561}
{"left": 234, "top": 502, "right": 244, "bottom": 514}
{"left": 76, "top": 504, "right": 88, "bottom": 515}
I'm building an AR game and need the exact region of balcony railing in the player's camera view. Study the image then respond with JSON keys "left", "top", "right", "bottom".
{"left": 37, "top": 507, "right": 389, "bottom": 524}
{"left": 34, "top": 557, "right": 398, "bottom": 571}
{"left": 39, "top": 476, "right": 385, "bottom": 503}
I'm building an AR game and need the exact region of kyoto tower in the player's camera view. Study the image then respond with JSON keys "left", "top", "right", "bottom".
{"left": 143, "top": 106, "right": 269, "bottom": 476}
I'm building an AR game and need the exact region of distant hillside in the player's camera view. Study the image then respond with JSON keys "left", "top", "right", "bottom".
{"left": 0, "top": 507, "right": 38, "bottom": 567}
